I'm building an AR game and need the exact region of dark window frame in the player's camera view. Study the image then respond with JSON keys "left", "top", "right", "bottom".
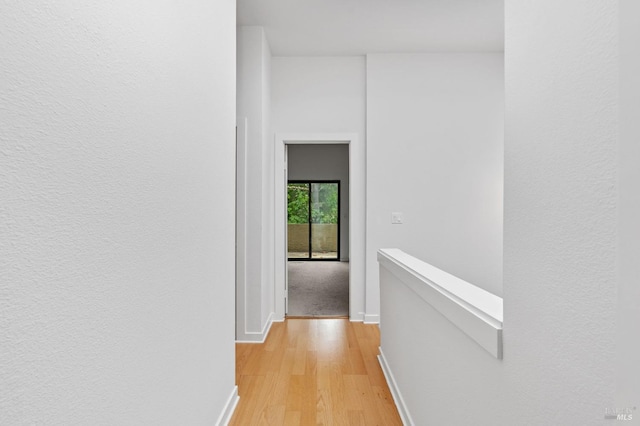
{"left": 287, "top": 180, "right": 340, "bottom": 261}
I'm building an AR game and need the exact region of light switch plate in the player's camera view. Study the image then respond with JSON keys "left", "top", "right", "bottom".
{"left": 391, "top": 212, "right": 403, "bottom": 224}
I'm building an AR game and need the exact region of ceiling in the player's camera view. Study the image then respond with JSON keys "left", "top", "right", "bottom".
{"left": 237, "top": 0, "right": 504, "bottom": 56}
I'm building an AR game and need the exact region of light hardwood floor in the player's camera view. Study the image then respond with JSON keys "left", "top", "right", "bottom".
{"left": 230, "top": 319, "right": 403, "bottom": 425}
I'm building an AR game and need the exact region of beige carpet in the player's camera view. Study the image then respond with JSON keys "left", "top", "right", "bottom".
{"left": 287, "top": 261, "right": 349, "bottom": 316}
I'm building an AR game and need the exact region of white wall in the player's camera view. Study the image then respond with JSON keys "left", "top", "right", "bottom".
{"left": 380, "top": 265, "right": 503, "bottom": 424}
{"left": 0, "top": 2, "right": 237, "bottom": 424}
{"left": 287, "top": 144, "right": 350, "bottom": 260}
{"left": 271, "top": 57, "right": 366, "bottom": 319}
{"left": 236, "top": 26, "right": 274, "bottom": 341}
{"left": 618, "top": 0, "right": 640, "bottom": 413}
{"left": 261, "top": 34, "right": 274, "bottom": 330}
{"left": 380, "top": 3, "right": 633, "bottom": 425}
{"left": 367, "top": 53, "right": 504, "bottom": 321}
{"left": 503, "top": 2, "right": 619, "bottom": 423}
{"left": 271, "top": 57, "right": 366, "bottom": 136}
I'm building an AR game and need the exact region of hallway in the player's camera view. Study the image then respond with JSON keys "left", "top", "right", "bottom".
{"left": 230, "top": 319, "right": 402, "bottom": 425}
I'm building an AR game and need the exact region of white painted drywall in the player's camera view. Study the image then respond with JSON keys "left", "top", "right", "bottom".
{"left": 271, "top": 57, "right": 366, "bottom": 319}
{"left": 503, "top": 2, "right": 618, "bottom": 423}
{"left": 367, "top": 53, "right": 504, "bottom": 321}
{"left": 261, "top": 34, "right": 275, "bottom": 330}
{"left": 618, "top": 0, "right": 640, "bottom": 413}
{"left": 287, "top": 144, "right": 350, "bottom": 260}
{"left": 0, "top": 1, "right": 237, "bottom": 424}
{"left": 236, "top": 26, "right": 274, "bottom": 341}
{"left": 380, "top": 266, "right": 504, "bottom": 424}
{"left": 271, "top": 57, "right": 366, "bottom": 136}
{"left": 380, "top": 2, "right": 628, "bottom": 424}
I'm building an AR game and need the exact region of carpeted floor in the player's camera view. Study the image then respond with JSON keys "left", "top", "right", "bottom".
{"left": 287, "top": 261, "right": 349, "bottom": 316}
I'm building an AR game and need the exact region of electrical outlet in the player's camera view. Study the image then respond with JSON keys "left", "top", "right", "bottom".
{"left": 391, "top": 212, "right": 403, "bottom": 224}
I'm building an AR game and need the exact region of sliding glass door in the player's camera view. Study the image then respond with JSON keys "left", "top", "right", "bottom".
{"left": 310, "top": 182, "right": 339, "bottom": 259}
{"left": 287, "top": 182, "right": 310, "bottom": 259}
{"left": 287, "top": 181, "right": 339, "bottom": 260}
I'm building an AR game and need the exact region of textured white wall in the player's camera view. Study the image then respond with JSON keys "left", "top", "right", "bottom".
{"left": 503, "top": 1, "right": 617, "bottom": 423}
{"left": 0, "top": 2, "right": 237, "bottom": 424}
{"left": 618, "top": 0, "right": 640, "bottom": 413}
{"left": 288, "top": 144, "right": 350, "bottom": 260}
{"left": 367, "top": 53, "right": 504, "bottom": 321}
{"left": 236, "top": 26, "right": 274, "bottom": 340}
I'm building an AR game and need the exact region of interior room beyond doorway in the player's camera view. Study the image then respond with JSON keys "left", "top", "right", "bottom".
{"left": 286, "top": 144, "right": 349, "bottom": 317}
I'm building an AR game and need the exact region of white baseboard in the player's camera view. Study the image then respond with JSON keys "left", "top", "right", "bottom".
{"left": 215, "top": 386, "right": 239, "bottom": 426}
{"left": 364, "top": 313, "right": 380, "bottom": 324}
{"left": 350, "top": 311, "right": 365, "bottom": 322}
{"left": 236, "top": 312, "right": 274, "bottom": 343}
{"left": 378, "top": 347, "right": 414, "bottom": 426}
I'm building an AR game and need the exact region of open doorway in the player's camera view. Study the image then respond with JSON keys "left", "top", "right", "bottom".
{"left": 286, "top": 145, "right": 349, "bottom": 317}
{"left": 274, "top": 133, "right": 364, "bottom": 322}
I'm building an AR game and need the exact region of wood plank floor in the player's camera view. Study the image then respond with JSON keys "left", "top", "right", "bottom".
{"left": 230, "top": 319, "right": 402, "bottom": 426}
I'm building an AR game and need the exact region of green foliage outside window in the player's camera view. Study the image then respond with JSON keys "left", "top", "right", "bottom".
{"left": 287, "top": 184, "right": 309, "bottom": 224}
{"left": 287, "top": 183, "right": 338, "bottom": 224}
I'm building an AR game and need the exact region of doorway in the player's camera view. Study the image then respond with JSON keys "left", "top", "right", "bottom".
{"left": 274, "top": 134, "right": 364, "bottom": 321}
{"left": 285, "top": 145, "right": 349, "bottom": 317}
{"left": 287, "top": 181, "right": 340, "bottom": 260}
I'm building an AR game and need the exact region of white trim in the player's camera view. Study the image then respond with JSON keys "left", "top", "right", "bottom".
{"left": 377, "top": 248, "right": 503, "bottom": 359}
{"left": 215, "top": 386, "right": 239, "bottom": 426}
{"left": 364, "top": 314, "right": 380, "bottom": 324}
{"left": 235, "top": 118, "right": 248, "bottom": 342}
{"left": 236, "top": 312, "right": 274, "bottom": 343}
{"left": 378, "top": 347, "right": 415, "bottom": 426}
{"left": 274, "top": 133, "right": 366, "bottom": 322}
{"left": 350, "top": 312, "right": 365, "bottom": 322}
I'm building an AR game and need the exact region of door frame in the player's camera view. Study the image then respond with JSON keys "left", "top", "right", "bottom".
{"left": 274, "top": 133, "right": 365, "bottom": 321}
{"left": 287, "top": 180, "right": 341, "bottom": 261}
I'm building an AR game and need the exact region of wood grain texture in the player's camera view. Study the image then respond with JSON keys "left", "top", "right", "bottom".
{"left": 230, "top": 319, "right": 402, "bottom": 426}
